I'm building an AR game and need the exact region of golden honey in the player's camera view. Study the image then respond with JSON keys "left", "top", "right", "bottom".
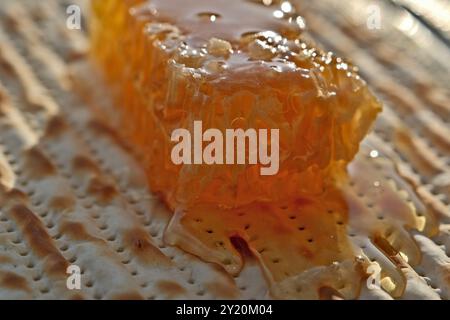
{"left": 90, "top": 0, "right": 382, "bottom": 209}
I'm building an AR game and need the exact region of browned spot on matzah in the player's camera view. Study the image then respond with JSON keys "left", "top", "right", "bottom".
{"left": 318, "top": 286, "right": 345, "bottom": 300}
{"left": 88, "top": 120, "right": 130, "bottom": 152}
{"left": 44, "top": 116, "right": 67, "bottom": 138}
{"left": 0, "top": 86, "right": 7, "bottom": 105}
{"left": 111, "top": 292, "right": 144, "bottom": 300}
{"left": 3, "top": 11, "right": 19, "bottom": 30}
{"left": 0, "top": 55, "right": 14, "bottom": 76}
{"left": 0, "top": 104, "right": 5, "bottom": 117}
{"left": 59, "top": 221, "right": 101, "bottom": 243}
{"left": 0, "top": 256, "right": 12, "bottom": 264}
{"left": 87, "top": 176, "right": 117, "bottom": 204}
{"left": 0, "top": 162, "right": 8, "bottom": 183}
{"left": 72, "top": 156, "right": 100, "bottom": 174}
{"left": 0, "top": 187, "right": 28, "bottom": 206}
{"left": 24, "top": 147, "right": 56, "bottom": 178}
{"left": 48, "top": 195, "right": 75, "bottom": 212}
{"left": 205, "top": 281, "right": 239, "bottom": 299}
{"left": 445, "top": 265, "right": 450, "bottom": 286}
{"left": 0, "top": 271, "right": 30, "bottom": 292}
{"left": 70, "top": 293, "right": 84, "bottom": 300}
{"left": 124, "top": 228, "right": 171, "bottom": 265}
{"left": 9, "top": 205, "right": 68, "bottom": 275}
{"left": 156, "top": 280, "right": 186, "bottom": 298}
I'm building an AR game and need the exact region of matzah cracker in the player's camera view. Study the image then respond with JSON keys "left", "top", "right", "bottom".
{"left": 0, "top": 0, "right": 449, "bottom": 300}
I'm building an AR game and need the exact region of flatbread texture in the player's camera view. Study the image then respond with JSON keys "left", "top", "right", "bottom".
{"left": 0, "top": 0, "right": 449, "bottom": 300}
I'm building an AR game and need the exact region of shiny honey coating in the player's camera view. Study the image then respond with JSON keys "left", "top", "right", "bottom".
{"left": 90, "top": 0, "right": 381, "bottom": 209}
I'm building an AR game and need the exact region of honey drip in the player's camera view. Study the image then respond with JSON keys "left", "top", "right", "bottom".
{"left": 164, "top": 142, "right": 437, "bottom": 299}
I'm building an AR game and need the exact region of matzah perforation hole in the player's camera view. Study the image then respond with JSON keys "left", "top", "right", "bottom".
{"left": 19, "top": 250, "right": 29, "bottom": 257}
{"left": 93, "top": 292, "right": 103, "bottom": 300}
{"left": 165, "top": 253, "right": 175, "bottom": 261}
{"left": 129, "top": 270, "right": 138, "bottom": 278}
{"left": 116, "top": 246, "right": 125, "bottom": 253}
{"left": 91, "top": 211, "right": 100, "bottom": 219}
{"left": 215, "top": 240, "right": 225, "bottom": 247}
{"left": 7, "top": 156, "right": 16, "bottom": 166}
{"left": 39, "top": 287, "right": 50, "bottom": 294}
{"left": 144, "top": 219, "right": 153, "bottom": 228}
{"left": 12, "top": 166, "right": 22, "bottom": 176}
{"left": 77, "top": 193, "right": 87, "bottom": 200}
{"left": 71, "top": 183, "right": 81, "bottom": 192}
{"left": 196, "top": 289, "right": 205, "bottom": 296}
{"left": 11, "top": 236, "right": 22, "bottom": 245}
{"left": 35, "top": 206, "right": 48, "bottom": 218}
{"left": 18, "top": 178, "right": 28, "bottom": 188}
{"left": 82, "top": 201, "right": 94, "bottom": 209}
{"left": 31, "top": 198, "right": 43, "bottom": 207}
{"left": 2, "top": 148, "right": 11, "bottom": 156}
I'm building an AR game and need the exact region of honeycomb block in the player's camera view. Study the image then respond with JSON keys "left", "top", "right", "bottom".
{"left": 90, "top": 0, "right": 382, "bottom": 209}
